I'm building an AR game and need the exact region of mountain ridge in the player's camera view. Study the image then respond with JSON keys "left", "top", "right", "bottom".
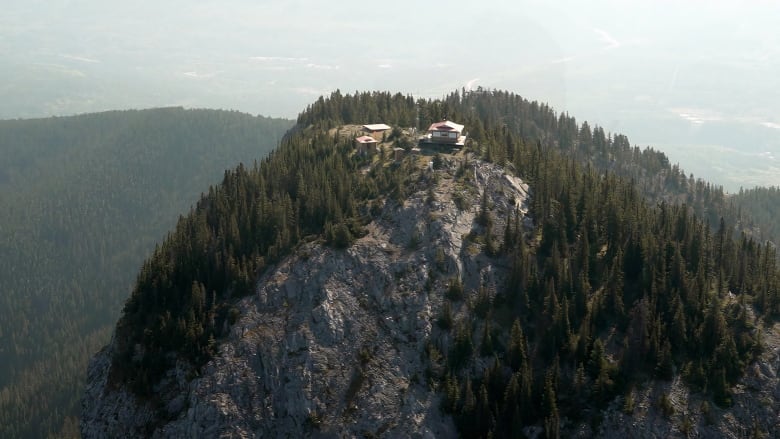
{"left": 81, "top": 153, "right": 529, "bottom": 437}
{"left": 81, "top": 90, "right": 780, "bottom": 438}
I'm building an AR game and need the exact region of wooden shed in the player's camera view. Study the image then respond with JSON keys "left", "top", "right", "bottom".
{"left": 355, "top": 135, "right": 378, "bottom": 155}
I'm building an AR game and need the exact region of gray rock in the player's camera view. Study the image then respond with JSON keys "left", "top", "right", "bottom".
{"left": 82, "top": 156, "right": 527, "bottom": 438}
{"left": 81, "top": 154, "right": 780, "bottom": 438}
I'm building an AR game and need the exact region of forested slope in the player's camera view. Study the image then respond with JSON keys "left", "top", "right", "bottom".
{"left": 0, "top": 108, "right": 292, "bottom": 438}
{"left": 388, "top": 89, "right": 776, "bottom": 248}
{"left": 99, "top": 91, "right": 779, "bottom": 437}
{"left": 304, "top": 91, "right": 780, "bottom": 435}
{"left": 730, "top": 186, "right": 780, "bottom": 247}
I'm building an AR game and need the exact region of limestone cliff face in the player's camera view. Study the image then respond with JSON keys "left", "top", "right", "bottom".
{"left": 81, "top": 156, "right": 531, "bottom": 438}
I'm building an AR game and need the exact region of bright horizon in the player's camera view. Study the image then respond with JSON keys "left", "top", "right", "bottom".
{"left": 3, "top": 0, "right": 779, "bottom": 190}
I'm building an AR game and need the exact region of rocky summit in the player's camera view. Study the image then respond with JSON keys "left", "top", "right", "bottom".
{"left": 81, "top": 154, "right": 530, "bottom": 437}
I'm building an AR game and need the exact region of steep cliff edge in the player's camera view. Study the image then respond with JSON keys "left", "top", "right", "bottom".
{"left": 81, "top": 156, "right": 529, "bottom": 437}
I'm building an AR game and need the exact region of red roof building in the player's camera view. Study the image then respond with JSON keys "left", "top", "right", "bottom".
{"left": 426, "top": 120, "right": 465, "bottom": 145}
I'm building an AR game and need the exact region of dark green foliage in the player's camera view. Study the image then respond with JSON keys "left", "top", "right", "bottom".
{"left": 437, "top": 301, "right": 454, "bottom": 330}
{"left": 422, "top": 89, "right": 779, "bottom": 437}
{"left": 477, "top": 190, "right": 492, "bottom": 227}
{"left": 297, "top": 90, "right": 417, "bottom": 129}
{"left": 432, "top": 153, "right": 445, "bottom": 170}
{"left": 0, "top": 108, "right": 292, "bottom": 438}
{"left": 543, "top": 371, "right": 561, "bottom": 439}
{"left": 111, "top": 94, "right": 418, "bottom": 395}
{"left": 659, "top": 392, "right": 675, "bottom": 417}
{"left": 731, "top": 186, "right": 780, "bottom": 246}
{"left": 407, "top": 229, "right": 423, "bottom": 250}
{"left": 326, "top": 221, "right": 360, "bottom": 249}
{"left": 473, "top": 286, "right": 492, "bottom": 319}
{"left": 452, "top": 191, "right": 469, "bottom": 211}
{"left": 447, "top": 278, "right": 465, "bottom": 301}
{"left": 43, "top": 90, "right": 776, "bottom": 437}
{"left": 449, "top": 321, "right": 474, "bottom": 371}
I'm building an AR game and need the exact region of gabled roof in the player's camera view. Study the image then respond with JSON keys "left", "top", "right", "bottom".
{"left": 428, "top": 120, "right": 464, "bottom": 132}
{"left": 355, "top": 135, "right": 377, "bottom": 143}
{"left": 363, "top": 123, "right": 391, "bottom": 131}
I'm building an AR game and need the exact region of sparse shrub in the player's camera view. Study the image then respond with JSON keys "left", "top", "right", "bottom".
{"left": 452, "top": 191, "right": 468, "bottom": 211}
{"left": 369, "top": 199, "right": 383, "bottom": 217}
{"left": 446, "top": 278, "right": 465, "bottom": 301}
{"left": 345, "top": 368, "right": 366, "bottom": 404}
{"left": 358, "top": 347, "right": 372, "bottom": 365}
{"left": 435, "top": 247, "right": 447, "bottom": 273}
{"left": 679, "top": 413, "right": 694, "bottom": 436}
{"left": 227, "top": 307, "right": 241, "bottom": 325}
{"left": 472, "top": 286, "right": 491, "bottom": 319}
{"left": 437, "top": 301, "right": 454, "bottom": 330}
{"left": 407, "top": 231, "right": 422, "bottom": 250}
{"left": 427, "top": 186, "right": 437, "bottom": 206}
{"left": 700, "top": 401, "right": 714, "bottom": 425}
{"left": 424, "top": 269, "right": 435, "bottom": 292}
{"left": 659, "top": 392, "right": 674, "bottom": 417}
{"left": 623, "top": 392, "right": 636, "bottom": 414}
{"left": 325, "top": 221, "right": 354, "bottom": 249}
{"left": 432, "top": 153, "right": 444, "bottom": 170}
{"left": 305, "top": 410, "right": 322, "bottom": 430}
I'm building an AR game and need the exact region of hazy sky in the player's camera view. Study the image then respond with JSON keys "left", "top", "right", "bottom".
{"left": 2, "top": 0, "right": 779, "bottom": 189}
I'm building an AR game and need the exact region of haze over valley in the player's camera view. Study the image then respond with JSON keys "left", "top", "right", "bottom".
{"left": 2, "top": 1, "right": 780, "bottom": 437}
{"left": 3, "top": 0, "right": 779, "bottom": 190}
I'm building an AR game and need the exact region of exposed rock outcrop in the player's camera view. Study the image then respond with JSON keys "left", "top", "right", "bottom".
{"left": 81, "top": 155, "right": 529, "bottom": 438}
{"left": 82, "top": 151, "right": 780, "bottom": 438}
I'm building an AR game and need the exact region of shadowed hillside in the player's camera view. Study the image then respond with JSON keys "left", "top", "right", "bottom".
{"left": 0, "top": 107, "right": 292, "bottom": 438}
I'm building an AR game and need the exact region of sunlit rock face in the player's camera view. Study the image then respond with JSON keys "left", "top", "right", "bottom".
{"left": 81, "top": 156, "right": 530, "bottom": 438}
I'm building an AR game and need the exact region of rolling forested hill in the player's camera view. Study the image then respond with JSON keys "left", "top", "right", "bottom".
{"left": 0, "top": 108, "right": 292, "bottom": 438}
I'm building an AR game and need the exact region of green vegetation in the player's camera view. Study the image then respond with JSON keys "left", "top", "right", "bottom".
{"left": 111, "top": 93, "right": 421, "bottom": 395}
{"left": 731, "top": 185, "right": 780, "bottom": 248}
{"left": 5, "top": 90, "right": 777, "bottom": 437}
{"left": 106, "top": 91, "right": 780, "bottom": 438}
{"left": 0, "top": 108, "right": 292, "bottom": 438}
{"left": 424, "top": 90, "right": 779, "bottom": 437}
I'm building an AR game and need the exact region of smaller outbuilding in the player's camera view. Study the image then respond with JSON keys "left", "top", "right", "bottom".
{"left": 355, "top": 135, "right": 378, "bottom": 155}
{"left": 393, "top": 147, "right": 405, "bottom": 162}
{"left": 362, "top": 124, "right": 392, "bottom": 137}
